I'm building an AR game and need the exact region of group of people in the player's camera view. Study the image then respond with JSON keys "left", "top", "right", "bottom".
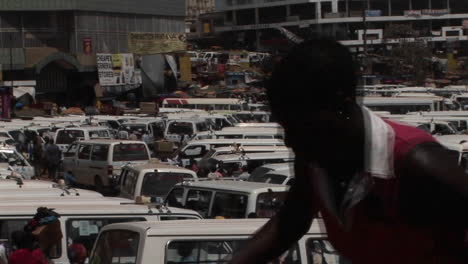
{"left": 0, "top": 207, "right": 86, "bottom": 264}
{"left": 27, "top": 136, "right": 61, "bottom": 181}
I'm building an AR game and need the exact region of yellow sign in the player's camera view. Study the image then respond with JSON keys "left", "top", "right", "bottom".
{"left": 179, "top": 55, "right": 192, "bottom": 82}
{"left": 129, "top": 32, "right": 187, "bottom": 55}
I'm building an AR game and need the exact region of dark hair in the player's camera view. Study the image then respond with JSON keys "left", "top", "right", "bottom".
{"left": 24, "top": 207, "right": 61, "bottom": 233}
{"left": 11, "top": 230, "right": 35, "bottom": 250}
{"left": 266, "top": 38, "right": 357, "bottom": 125}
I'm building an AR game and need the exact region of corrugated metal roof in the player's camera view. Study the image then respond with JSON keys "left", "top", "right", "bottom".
{"left": 0, "top": 0, "right": 186, "bottom": 16}
{"left": 0, "top": 48, "right": 25, "bottom": 70}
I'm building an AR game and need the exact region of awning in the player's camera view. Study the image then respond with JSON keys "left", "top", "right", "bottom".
{"left": 13, "top": 86, "right": 35, "bottom": 100}
{"left": 25, "top": 48, "right": 83, "bottom": 73}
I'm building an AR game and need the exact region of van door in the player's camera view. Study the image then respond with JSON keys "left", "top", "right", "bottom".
{"left": 76, "top": 144, "right": 92, "bottom": 185}
{"left": 184, "top": 189, "right": 213, "bottom": 218}
{"left": 166, "top": 187, "right": 185, "bottom": 208}
{"left": 89, "top": 144, "right": 110, "bottom": 186}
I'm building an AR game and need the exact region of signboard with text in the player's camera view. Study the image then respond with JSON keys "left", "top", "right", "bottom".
{"left": 128, "top": 32, "right": 187, "bottom": 54}
{"left": 97, "top": 53, "right": 142, "bottom": 86}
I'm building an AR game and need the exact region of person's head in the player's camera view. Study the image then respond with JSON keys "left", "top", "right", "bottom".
{"left": 24, "top": 207, "right": 62, "bottom": 251}
{"left": 266, "top": 38, "right": 358, "bottom": 157}
{"left": 44, "top": 137, "right": 50, "bottom": 144}
{"left": 68, "top": 243, "right": 87, "bottom": 264}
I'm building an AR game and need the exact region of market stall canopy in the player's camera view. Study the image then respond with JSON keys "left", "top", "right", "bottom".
{"left": 25, "top": 48, "right": 81, "bottom": 73}
{"left": 14, "top": 86, "right": 35, "bottom": 100}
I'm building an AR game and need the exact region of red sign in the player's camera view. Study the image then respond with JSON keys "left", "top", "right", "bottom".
{"left": 83, "top": 37, "right": 93, "bottom": 55}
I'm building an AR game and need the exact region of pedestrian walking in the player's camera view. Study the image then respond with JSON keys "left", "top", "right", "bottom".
{"left": 44, "top": 139, "right": 61, "bottom": 181}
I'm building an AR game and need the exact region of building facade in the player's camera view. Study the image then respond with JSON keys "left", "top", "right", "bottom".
{"left": 213, "top": 0, "right": 468, "bottom": 52}
{"left": 0, "top": 0, "right": 185, "bottom": 104}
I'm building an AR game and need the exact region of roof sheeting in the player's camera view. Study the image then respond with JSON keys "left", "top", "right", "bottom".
{"left": 0, "top": 0, "right": 186, "bottom": 16}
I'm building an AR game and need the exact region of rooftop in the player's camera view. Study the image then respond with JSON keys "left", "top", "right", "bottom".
{"left": 103, "top": 218, "right": 326, "bottom": 236}
{"left": 176, "top": 180, "right": 289, "bottom": 193}
{"left": 0, "top": 0, "right": 185, "bottom": 16}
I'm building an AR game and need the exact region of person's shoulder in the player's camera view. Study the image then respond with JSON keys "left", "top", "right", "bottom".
{"left": 385, "top": 119, "right": 437, "bottom": 162}
{"left": 384, "top": 119, "right": 435, "bottom": 145}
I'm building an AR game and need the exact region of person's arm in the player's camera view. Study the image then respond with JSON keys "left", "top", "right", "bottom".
{"left": 399, "top": 141, "right": 468, "bottom": 227}
{"left": 229, "top": 158, "right": 318, "bottom": 264}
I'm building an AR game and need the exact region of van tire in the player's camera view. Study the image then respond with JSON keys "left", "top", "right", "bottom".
{"left": 94, "top": 176, "right": 105, "bottom": 194}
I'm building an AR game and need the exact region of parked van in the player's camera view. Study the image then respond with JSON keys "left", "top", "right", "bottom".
{"left": 119, "top": 119, "right": 166, "bottom": 141}
{"left": 200, "top": 151, "right": 295, "bottom": 177}
{"left": 164, "top": 119, "right": 211, "bottom": 143}
{"left": 165, "top": 180, "right": 288, "bottom": 218}
{"left": 164, "top": 113, "right": 237, "bottom": 130}
{"left": 247, "top": 162, "right": 293, "bottom": 182}
{"left": 62, "top": 140, "right": 151, "bottom": 191}
{"left": 54, "top": 127, "right": 112, "bottom": 152}
{"left": 90, "top": 219, "right": 346, "bottom": 264}
{"left": 118, "top": 162, "right": 197, "bottom": 202}
{"left": 174, "top": 139, "right": 286, "bottom": 166}
{"left": 231, "top": 111, "right": 272, "bottom": 123}
{"left": 0, "top": 198, "right": 201, "bottom": 264}
{"left": 233, "top": 122, "right": 282, "bottom": 128}
{"left": 198, "top": 145, "right": 291, "bottom": 167}
{"left": 162, "top": 98, "right": 246, "bottom": 111}
{"left": 437, "top": 135, "right": 468, "bottom": 171}
{"left": 194, "top": 128, "right": 284, "bottom": 140}
{"left": 0, "top": 145, "right": 34, "bottom": 179}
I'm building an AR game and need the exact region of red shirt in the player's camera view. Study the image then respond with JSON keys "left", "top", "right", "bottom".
{"left": 9, "top": 249, "right": 48, "bottom": 264}
{"left": 318, "top": 120, "right": 468, "bottom": 264}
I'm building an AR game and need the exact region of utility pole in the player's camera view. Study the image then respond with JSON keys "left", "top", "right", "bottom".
{"left": 362, "top": 0, "right": 368, "bottom": 85}
{"left": 9, "top": 33, "right": 13, "bottom": 89}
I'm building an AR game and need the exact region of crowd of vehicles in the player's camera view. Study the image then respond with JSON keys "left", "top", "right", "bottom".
{"left": 3, "top": 90, "right": 468, "bottom": 263}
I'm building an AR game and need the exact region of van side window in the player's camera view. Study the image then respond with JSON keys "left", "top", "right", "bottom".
{"left": 181, "top": 145, "right": 207, "bottom": 159}
{"left": 64, "top": 143, "right": 78, "bottom": 157}
{"left": 306, "top": 239, "right": 346, "bottom": 264}
{"left": 166, "top": 240, "right": 246, "bottom": 263}
{"left": 219, "top": 135, "right": 243, "bottom": 139}
{"left": 89, "top": 130, "right": 109, "bottom": 138}
{"left": 185, "top": 190, "right": 212, "bottom": 218}
{"left": 91, "top": 145, "right": 109, "bottom": 161}
{"left": 210, "top": 192, "right": 247, "bottom": 219}
{"left": 166, "top": 187, "right": 185, "bottom": 208}
{"left": 118, "top": 169, "right": 129, "bottom": 193}
{"left": 196, "top": 122, "right": 209, "bottom": 132}
{"left": 150, "top": 122, "right": 165, "bottom": 139}
{"left": 66, "top": 218, "right": 144, "bottom": 257}
{"left": 122, "top": 170, "right": 138, "bottom": 197}
{"left": 90, "top": 230, "right": 139, "bottom": 264}
{"left": 78, "top": 145, "right": 92, "bottom": 160}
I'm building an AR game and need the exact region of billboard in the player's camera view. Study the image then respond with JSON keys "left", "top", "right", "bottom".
{"left": 97, "top": 53, "right": 142, "bottom": 86}
{"left": 128, "top": 32, "right": 187, "bottom": 54}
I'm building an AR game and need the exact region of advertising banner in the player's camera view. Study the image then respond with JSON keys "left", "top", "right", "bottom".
{"left": 128, "top": 32, "right": 187, "bottom": 54}
{"left": 97, "top": 53, "right": 142, "bottom": 86}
